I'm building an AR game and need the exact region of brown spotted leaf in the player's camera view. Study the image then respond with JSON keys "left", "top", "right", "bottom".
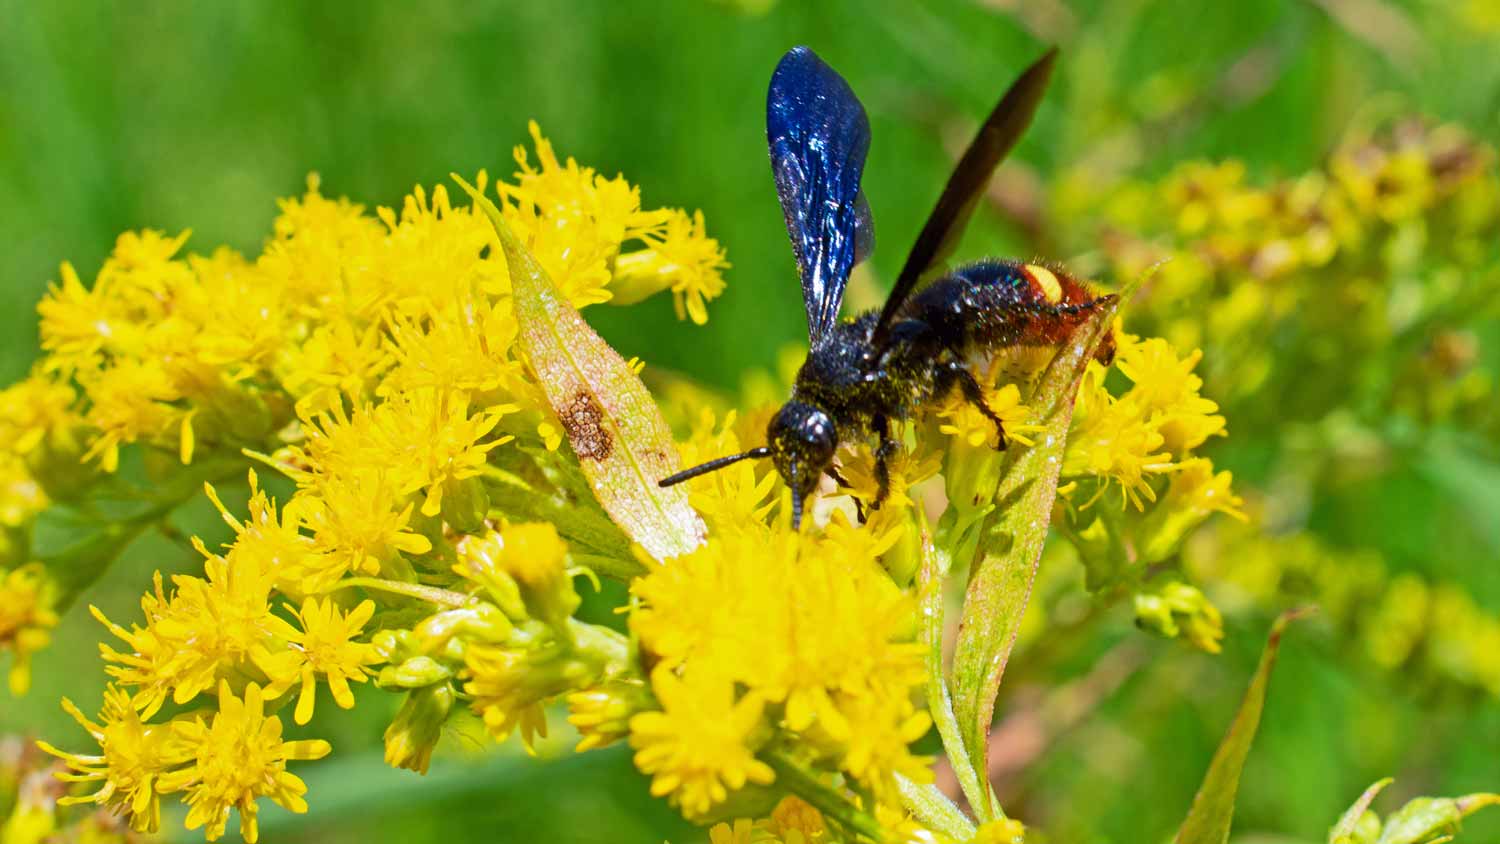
{"left": 454, "top": 175, "right": 705, "bottom": 560}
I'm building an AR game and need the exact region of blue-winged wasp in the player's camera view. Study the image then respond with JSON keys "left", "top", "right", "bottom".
{"left": 659, "top": 46, "right": 1116, "bottom": 528}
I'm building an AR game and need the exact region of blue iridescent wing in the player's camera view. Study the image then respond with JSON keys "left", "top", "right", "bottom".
{"left": 767, "top": 46, "right": 872, "bottom": 345}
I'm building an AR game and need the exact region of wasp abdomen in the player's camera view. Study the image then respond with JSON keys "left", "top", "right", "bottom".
{"left": 902, "top": 258, "right": 1114, "bottom": 364}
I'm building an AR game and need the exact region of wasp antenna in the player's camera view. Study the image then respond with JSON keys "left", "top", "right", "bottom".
{"left": 791, "top": 481, "right": 804, "bottom": 530}
{"left": 657, "top": 447, "right": 772, "bottom": 487}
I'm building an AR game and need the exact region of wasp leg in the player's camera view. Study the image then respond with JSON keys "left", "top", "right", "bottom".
{"left": 825, "top": 465, "right": 867, "bottom": 524}
{"left": 871, "top": 414, "right": 897, "bottom": 511}
{"left": 939, "top": 361, "right": 1008, "bottom": 450}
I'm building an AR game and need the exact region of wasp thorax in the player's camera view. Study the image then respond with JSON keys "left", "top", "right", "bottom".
{"left": 768, "top": 400, "right": 836, "bottom": 499}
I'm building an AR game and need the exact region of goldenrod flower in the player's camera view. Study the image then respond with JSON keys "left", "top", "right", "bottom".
{"left": 972, "top": 818, "right": 1026, "bottom": 843}
{"left": 1113, "top": 335, "right": 1225, "bottom": 454}
{"left": 77, "top": 360, "right": 182, "bottom": 472}
{"left": 293, "top": 472, "right": 433, "bottom": 586}
{"left": 1062, "top": 364, "right": 1175, "bottom": 509}
{"left": 157, "top": 681, "right": 331, "bottom": 843}
{"left": 835, "top": 440, "right": 942, "bottom": 514}
{"left": 629, "top": 667, "right": 774, "bottom": 816}
{"left": 379, "top": 300, "right": 524, "bottom": 401}
{"left": 674, "top": 411, "right": 779, "bottom": 530}
{"left": 278, "top": 320, "right": 393, "bottom": 412}
{"left": 0, "top": 564, "right": 57, "bottom": 695}
{"left": 614, "top": 208, "right": 730, "bottom": 324}
{"left": 934, "top": 361, "right": 1042, "bottom": 449}
{"left": 93, "top": 555, "right": 279, "bottom": 714}
{"left": 708, "top": 819, "right": 755, "bottom": 844}
{"left": 822, "top": 691, "right": 932, "bottom": 801}
{"left": 0, "top": 374, "right": 80, "bottom": 458}
{"left": 462, "top": 644, "right": 551, "bottom": 750}
{"left": 36, "top": 686, "right": 181, "bottom": 833}
{"left": 202, "top": 472, "right": 327, "bottom": 599}
{"left": 766, "top": 795, "right": 828, "bottom": 843}
{"left": 259, "top": 598, "right": 381, "bottom": 725}
{"left": 1137, "top": 458, "right": 1245, "bottom": 562}
{"left": 292, "top": 389, "right": 512, "bottom": 519}
{"left": 632, "top": 528, "right": 924, "bottom": 725}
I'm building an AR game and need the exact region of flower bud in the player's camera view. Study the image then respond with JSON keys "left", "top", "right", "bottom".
{"left": 412, "top": 604, "right": 513, "bottom": 653}
{"left": 372, "top": 629, "right": 418, "bottom": 663}
{"left": 456, "top": 523, "right": 579, "bottom": 628}
{"left": 566, "top": 681, "right": 651, "bottom": 751}
{"left": 384, "top": 683, "right": 455, "bottom": 774}
{"left": 377, "top": 655, "right": 454, "bottom": 690}
{"left": 1134, "top": 581, "right": 1224, "bottom": 653}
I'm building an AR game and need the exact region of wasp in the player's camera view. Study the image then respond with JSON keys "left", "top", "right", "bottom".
{"left": 660, "top": 46, "right": 1116, "bottom": 528}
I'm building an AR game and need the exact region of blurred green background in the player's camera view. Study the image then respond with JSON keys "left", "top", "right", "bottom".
{"left": 2, "top": 1, "right": 1498, "bottom": 842}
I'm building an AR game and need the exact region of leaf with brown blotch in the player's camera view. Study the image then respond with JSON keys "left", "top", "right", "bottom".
{"left": 452, "top": 175, "right": 705, "bottom": 561}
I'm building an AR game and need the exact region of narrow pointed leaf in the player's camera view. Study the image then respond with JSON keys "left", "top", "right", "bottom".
{"left": 454, "top": 176, "right": 705, "bottom": 560}
{"left": 948, "top": 299, "right": 1118, "bottom": 821}
{"left": 1175, "top": 608, "right": 1313, "bottom": 844}
{"left": 1330, "top": 778, "right": 1393, "bottom": 844}
{"left": 916, "top": 508, "right": 989, "bottom": 819}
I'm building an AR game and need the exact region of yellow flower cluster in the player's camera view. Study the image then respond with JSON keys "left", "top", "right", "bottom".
{"left": 0, "top": 380, "right": 73, "bottom": 695}
{"left": 1, "top": 731, "right": 152, "bottom": 844}
{"left": 22, "top": 125, "right": 726, "bottom": 841}
{"left": 1063, "top": 331, "right": 1230, "bottom": 512}
{"left": 1057, "top": 120, "right": 1499, "bottom": 429}
{"left": 628, "top": 436, "right": 930, "bottom": 813}
{"left": 0, "top": 564, "right": 56, "bottom": 695}
{"left": 1049, "top": 117, "right": 1500, "bottom": 668}
{"left": 14, "top": 110, "right": 1249, "bottom": 844}
{"left": 1186, "top": 520, "right": 1500, "bottom": 696}
{"left": 37, "top": 682, "right": 330, "bottom": 842}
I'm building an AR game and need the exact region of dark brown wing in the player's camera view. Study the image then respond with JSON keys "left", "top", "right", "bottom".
{"left": 870, "top": 48, "right": 1057, "bottom": 346}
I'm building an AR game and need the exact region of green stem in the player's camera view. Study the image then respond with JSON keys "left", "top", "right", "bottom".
{"left": 763, "top": 751, "right": 884, "bottom": 843}
{"left": 334, "top": 577, "right": 474, "bottom": 608}
{"left": 45, "top": 456, "right": 247, "bottom": 610}
{"left": 896, "top": 774, "right": 977, "bottom": 840}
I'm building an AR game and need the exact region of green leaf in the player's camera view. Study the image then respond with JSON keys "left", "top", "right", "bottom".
{"left": 1330, "top": 778, "right": 1393, "bottom": 844}
{"left": 1175, "top": 608, "right": 1313, "bottom": 844}
{"left": 915, "top": 507, "right": 989, "bottom": 821}
{"left": 454, "top": 175, "right": 705, "bottom": 561}
{"left": 1376, "top": 793, "right": 1500, "bottom": 844}
{"left": 949, "top": 300, "right": 1119, "bottom": 822}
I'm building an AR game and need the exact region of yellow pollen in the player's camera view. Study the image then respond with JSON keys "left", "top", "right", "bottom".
{"left": 1025, "top": 263, "right": 1063, "bottom": 304}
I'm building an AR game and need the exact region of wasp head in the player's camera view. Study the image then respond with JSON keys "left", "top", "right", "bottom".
{"left": 768, "top": 400, "right": 837, "bottom": 528}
